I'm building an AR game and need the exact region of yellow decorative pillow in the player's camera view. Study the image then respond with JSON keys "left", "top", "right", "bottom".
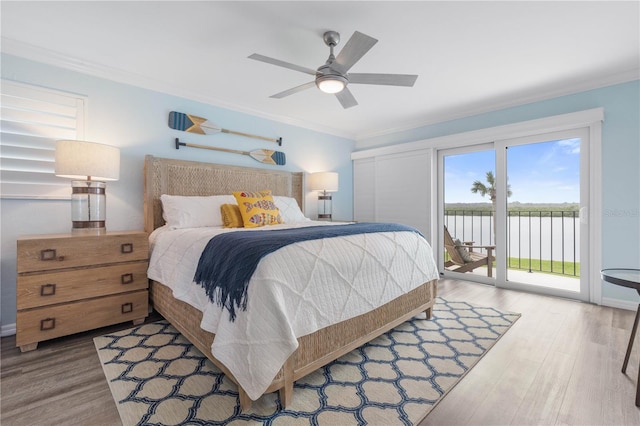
{"left": 220, "top": 204, "right": 244, "bottom": 228}
{"left": 232, "top": 190, "right": 283, "bottom": 228}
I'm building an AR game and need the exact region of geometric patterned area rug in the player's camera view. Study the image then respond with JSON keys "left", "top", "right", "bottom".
{"left": 94, "top": 298, "right": 520, "bottom": 426}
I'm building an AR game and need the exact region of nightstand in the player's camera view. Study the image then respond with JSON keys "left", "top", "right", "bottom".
{"left": 16, "top": 231, "right": 149, "bottom": 352}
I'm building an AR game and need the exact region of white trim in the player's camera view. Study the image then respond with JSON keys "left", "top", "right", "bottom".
{"left": 352, "top": 108, "right": 605, "bottom": 160}
{"left": 602, "top": 297, "right": 639, "bottom": 312}
{"left": 495, "top": 137, "right": 507, "bottom": 285}
{"left": 1, "top": 323, "right": 16, "bottom": 337}
{"left": 428, "top": 147, "right": 438, "bottom": 252}
{"left": 589, "top": 120, "right": 603, "bottom": 305}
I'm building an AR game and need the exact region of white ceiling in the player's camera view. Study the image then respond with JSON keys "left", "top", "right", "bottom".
{"left": 2, "top": 1, "right": 639, "bottom": 140}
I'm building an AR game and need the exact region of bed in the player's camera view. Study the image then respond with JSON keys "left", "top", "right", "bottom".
{"left": 143, "top": 155, "right": 439, "bottom": 411}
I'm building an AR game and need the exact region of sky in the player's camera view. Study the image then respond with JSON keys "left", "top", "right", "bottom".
{"left": 444, "top": 138, "right": 581, "bottom": 204}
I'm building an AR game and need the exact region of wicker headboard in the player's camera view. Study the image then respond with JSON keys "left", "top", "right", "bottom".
{"left": 143, "top": 155, "right": 304, "bottom": 233}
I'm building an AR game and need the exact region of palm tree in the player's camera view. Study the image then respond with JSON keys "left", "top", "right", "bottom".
{"left": 471, "top": 171, "right": 512, "bottom": 237}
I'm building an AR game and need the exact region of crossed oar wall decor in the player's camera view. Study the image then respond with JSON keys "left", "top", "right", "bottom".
{"left": 175, "top": 138, "right": 286, "bottom": 166}
{"left": 169, "top": 111, "right": 282, "bottom": 146}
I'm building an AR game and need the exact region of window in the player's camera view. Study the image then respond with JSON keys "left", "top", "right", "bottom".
{"left": 1, "top": 80, "right": 86, "bottom": 199}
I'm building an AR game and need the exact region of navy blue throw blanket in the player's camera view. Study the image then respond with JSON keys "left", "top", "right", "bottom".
{"left": 194, "top": 222, "right": 423, "bottom": 321}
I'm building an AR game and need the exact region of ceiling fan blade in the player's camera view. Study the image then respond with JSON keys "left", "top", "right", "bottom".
{"left": 333, "top": 31, "right": 378, "bottom": 74}
{"left": 270, "top": 81, "right": 316, "bottom": 99}
{"left": 348, "top": 73, "right": 418, "bottom": 87}
{"left": 335, "top": 87, "right": 358, "bottom": 109}
{"left": 248, "top": 53, "right": 317, "bottom": 76}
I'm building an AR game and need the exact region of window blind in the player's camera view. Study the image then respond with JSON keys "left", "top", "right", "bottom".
{"left": 0, "top": 80, "right": 86, "bottom": 199}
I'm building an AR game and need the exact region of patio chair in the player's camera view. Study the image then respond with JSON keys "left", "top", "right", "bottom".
{"left": 444, "top": 226, "right": 495, "bottom": 277}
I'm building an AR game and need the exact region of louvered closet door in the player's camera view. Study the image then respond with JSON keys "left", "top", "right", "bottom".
{"left": 353, "top": 150, "right": 431, "bottom": 238}
{"left": 375, "top": 150, "right": 431, "bottom": 237}
{"left": 353, "top": 158, "right": 376, "bottom": 222}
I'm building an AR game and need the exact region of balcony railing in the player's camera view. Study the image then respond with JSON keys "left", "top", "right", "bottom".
{"left": 444, "top": 210, "right": 580, "bottom": 277}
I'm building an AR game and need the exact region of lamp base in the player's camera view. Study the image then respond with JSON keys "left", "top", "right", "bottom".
{"left": 317, "top": 191, "right": 333, "bottom": 221}
{"left": 71, "top": 226, "right": 106, "bottom": 235}
{"left": 70, "top": 180, "right": 107, "bottom": 234}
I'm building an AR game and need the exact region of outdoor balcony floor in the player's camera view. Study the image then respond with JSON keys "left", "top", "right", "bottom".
{"left": 465, "top": 267, "right": 580, "bottom": 292}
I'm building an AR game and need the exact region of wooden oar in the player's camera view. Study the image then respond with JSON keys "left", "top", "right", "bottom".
{"left": 169, "top": 111, "right": 282, "bottom": 146}
{"left": 175, "top": 138, "right": 286, "bottom": 166}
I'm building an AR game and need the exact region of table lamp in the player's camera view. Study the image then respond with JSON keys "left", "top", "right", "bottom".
{"left": 55, "top": 140, "right": 120, "bottom": 233}
{"left": 309, "top": 172, "right": 338, "bottom": 220}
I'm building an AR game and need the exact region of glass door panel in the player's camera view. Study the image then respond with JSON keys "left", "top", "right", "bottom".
{"left": 499, "top": 130, "right": 589, "bottom": 301}
{"left": 440, "top": 145, "right": 496, "bottom": 284}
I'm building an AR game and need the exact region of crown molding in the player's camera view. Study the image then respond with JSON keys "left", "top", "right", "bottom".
{"left": 355, "top": 68, "right": 639, "bottom": 141}
{"left": 1, "top": 38, "right": 356, "bottom": 140}
{"left": 352, "top": 107, "right": 604, "bottom": 159}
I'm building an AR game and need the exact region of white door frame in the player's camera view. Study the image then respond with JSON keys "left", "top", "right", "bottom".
{"left": 494, "top": 127, "right": 590, "bottom": 301}
{"left": 431, "top": 108, "right": 603, "bottom": 303}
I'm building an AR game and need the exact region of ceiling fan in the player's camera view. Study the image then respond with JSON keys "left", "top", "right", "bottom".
{"left": 248, "top": 30, "right": 418, "bottom": 109}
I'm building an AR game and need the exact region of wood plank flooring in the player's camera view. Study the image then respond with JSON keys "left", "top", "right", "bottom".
{"left": 2, "top": 279, "right": 639, "bottom": 425}
{"left": 421, "top": 279, "right": 640, "bottom": 426}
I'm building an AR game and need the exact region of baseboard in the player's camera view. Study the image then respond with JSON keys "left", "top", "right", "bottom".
{"left": 1, "top": 323, "right": 16, "bottom": 337}
{"left": 602, "top": 297, "right": 639, "bottom": 312}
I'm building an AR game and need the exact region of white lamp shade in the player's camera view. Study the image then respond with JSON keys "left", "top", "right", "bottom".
{"left": 309, "top": 172, "right": 339, "bottom": 192}
{"left": 55, "top": 140, "right": 120, "bottom": 181}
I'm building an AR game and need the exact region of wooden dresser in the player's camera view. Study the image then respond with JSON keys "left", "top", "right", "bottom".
{"left": 16, "top": 231, "right": 149, "bottom": 352}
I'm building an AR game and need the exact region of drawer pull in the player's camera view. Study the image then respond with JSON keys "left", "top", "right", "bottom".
{"left": 40, "top": 283, "right": 57, "bottom": 296}
{"left": 121, "top": 273, "right": 134, "bottom": 285}
{"left": 121, "top": 303, "right": 133, "bottom": 314}
{"left": 40, "top": 249, "right": 57, "bottom": 261}
{"left": 121, "top": 243, "right": 134, "bottom": 254}
{"left": 40, "top": 318, "right": 56, "bottom": 331}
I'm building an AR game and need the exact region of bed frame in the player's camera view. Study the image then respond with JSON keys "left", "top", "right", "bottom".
{"left": 143, "top": 155, "right": 438, "bottom": 410}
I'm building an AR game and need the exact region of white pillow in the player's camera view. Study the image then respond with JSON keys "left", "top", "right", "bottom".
{"left": 273, "top": 196, "right": 309, "bottom": 223}
{"left": 160, "top": 194, "right": 236, "bottom": 229}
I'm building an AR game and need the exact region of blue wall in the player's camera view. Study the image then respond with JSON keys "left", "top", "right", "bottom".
{"left": 0, "top": 54, "right": 355, "bottom": 330}
{"left": 357, "top": 80, "right": 640, "bottom": 302}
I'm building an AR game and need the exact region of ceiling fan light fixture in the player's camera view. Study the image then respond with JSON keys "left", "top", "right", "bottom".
{"left": 316, "top": 74, "right": 347, "bottom": 94}
{"left": 249, "top": 30, "right": 417, "bottom": 108}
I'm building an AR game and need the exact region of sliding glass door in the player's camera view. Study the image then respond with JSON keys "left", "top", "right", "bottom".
{"left": 439, "top": 128, "right": 590, "bottom": 301}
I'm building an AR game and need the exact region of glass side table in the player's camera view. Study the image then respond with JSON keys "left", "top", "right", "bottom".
{"left": 601, "top": 268, "right": 640, "bottom": 407}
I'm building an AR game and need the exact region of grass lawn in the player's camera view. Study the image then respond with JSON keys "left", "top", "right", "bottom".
{"left": 507, "top": 257, "right": 580, "bottom": 277}
{"left": 444, "top": 252, "right": 580, "bottom": 277}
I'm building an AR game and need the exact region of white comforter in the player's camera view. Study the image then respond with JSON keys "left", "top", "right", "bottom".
{"left": 147, "top": 221, "right": 439, "bottom": 400}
